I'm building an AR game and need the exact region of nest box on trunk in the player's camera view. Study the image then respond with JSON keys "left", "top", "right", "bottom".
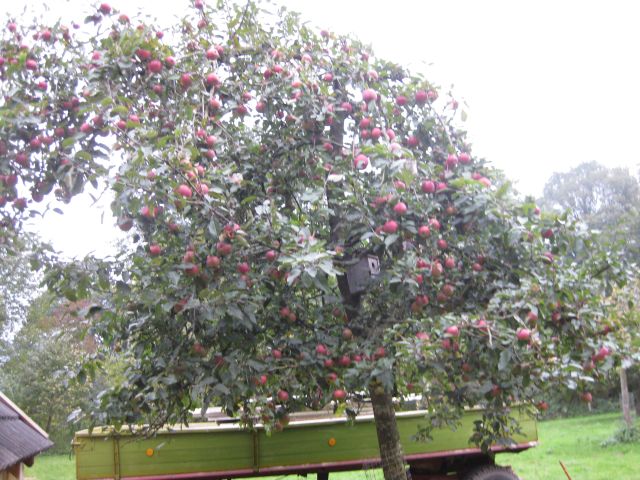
{"left": 346, "top": 255, "right": 380, "bottom": 294}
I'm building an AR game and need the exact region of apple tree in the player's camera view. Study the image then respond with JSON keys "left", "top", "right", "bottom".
{"left": 1, "top": 2, "right": 630, "bottom": 479}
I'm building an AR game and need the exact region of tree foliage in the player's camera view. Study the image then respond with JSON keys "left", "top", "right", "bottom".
{"left": 0, "top": 295, "right": 96, "bottom": 452}
{"left": 542, "top": 161, "right": 640, "bottom": 261}
{"left": 0, "top": 2, "right": 633, "bottom": 476}
{"left": 542, "top": 160, "right": 640, "bottom": 427}
{"left": 0, "top": 234, "right": 49, "bottom": 337}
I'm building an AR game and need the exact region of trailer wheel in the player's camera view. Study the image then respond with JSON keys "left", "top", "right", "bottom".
{"left": 462, "top": 465, "right": 520, "bottom": 480}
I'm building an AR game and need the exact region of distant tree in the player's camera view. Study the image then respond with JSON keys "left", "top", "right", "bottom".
{"left": 0, "top": 294, "right": 96, "bottom": 452}
{"left": 542, "top": 161, "right": 640, "bottom": 260}
{"left": 0, "top": 234, "right": 48, "bottom": 335}
{"left": 542, "top": 162, "right": 640, "bottom": 428}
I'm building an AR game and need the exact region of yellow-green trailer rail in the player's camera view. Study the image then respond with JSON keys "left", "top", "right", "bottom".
{"left": 73, "top": 409, "right": 537, "bottom": 480}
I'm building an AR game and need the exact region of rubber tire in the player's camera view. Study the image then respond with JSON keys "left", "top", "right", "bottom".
{"left": 462, "top": 465, "right": 521, "bottom": 480}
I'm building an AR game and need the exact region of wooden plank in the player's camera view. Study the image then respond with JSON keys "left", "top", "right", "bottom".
{"left": 74, "top": 435, "right": 116, "bottom": 479}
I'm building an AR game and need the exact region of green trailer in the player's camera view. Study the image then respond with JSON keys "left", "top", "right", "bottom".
{"left": 73, "top": 409, "right": 536, "bottom": 480}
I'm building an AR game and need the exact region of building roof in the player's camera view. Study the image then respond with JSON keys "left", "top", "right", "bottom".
{"left": 0, "top": 392, "right": 53, "bottom": 471}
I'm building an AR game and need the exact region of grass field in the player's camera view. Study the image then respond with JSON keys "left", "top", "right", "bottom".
{"left": 25, "top": 412, "right": 639, "bottom": 480}
{"left": 498, "top": 412, "right": 640, "bottom": 479}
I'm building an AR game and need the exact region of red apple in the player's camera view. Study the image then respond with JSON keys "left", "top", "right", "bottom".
{"left": 342, "top": 328, "right": 353, "bottom": 340}
{"left": 176, "top": 184, "right": 192, "bottom": 198}
{"left": 149, "top": 244, "right": 162, "bottom": 256}
{"left": 406, "top": 135, "right": 419, "bottom": 148}
{"left": 421, "top": 180, "right": 435, "bottom": 193}
{"left": 516, "top": 328, "right": 531, "bottom": 342}
{"left": 332, "top": 389, "right": 346, "bottom": 401}
{"left": 118, "top": 217, "right": 133, "bottom": 231}
{"left": 415, "top": 90, "right": 428, "bottom": 104}
{"left": 338, "top": 355, "right": 351, "bottom": 367}
{"left": 315, "top": 344, "right": 328, "bottom": 356}
{"left": 362, "top": 89, "right": 377, "bottom": 103}
{"left": 237, "top": 262, "right": 250, "bottom": 274}
{"left": 475, "top": 319, "right": 489, "bottom": 332}
{"left": 148, "top": 59, "right": 162, "bottom": 74}
{"left": 180, "top": 73, "right": 192, "bottom": 88}
{"left": 136, "top": 49, "right": 151, "bottom": 61}
{"left": 206, "top": 255, "right": 221, "bottom": 268}
{"left": 206, "top": 73, "right": 220, "bottom": 86}
{"left": 445, "top": 325, "right": 459, "bottom": 337}
{"left": 416, "top": 295, "right": 429, "bottom": 306}
{"left": 265, "top": 250, "right": 277, "bottom": 261}
{"left": 418, "top": 225, "right": 431, "bottom": 238}
{"left": 209, "top": 98, "right": 221, "bottom": 110}
{"left": 324, "top": 358, "right": 334, "bottom": 368}
{"left": 393, "top": 202, "right": 407, "bottom": 215}
{"left": 441, "top": 338, "right": 453, "bottom": 350}
{"left": 354, "top": 153, "right": 369, "bottom": 169}
{"left": 185, "top": 265, "right": 200, "bottom": 276}
{"left": 445, "top": 154, "right": 458, "bottom": 169}
{"left": 431, "top": 262, "right": 443, "bottom": 278}
{"left": 277, "top": 390, "right": 289, "bottom": 402}
{"left": 382, "top": 220, "right": 398, "bottom": 234}
{"left": 537, "top": 401, "right": 549, "bottom": 411}
{"left": 216, "top": 241, "right": 232, "bottom": 256}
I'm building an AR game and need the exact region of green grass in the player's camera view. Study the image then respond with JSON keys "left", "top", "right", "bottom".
{"left": 25, "top": 453, "right": 75, "bottom": 480}
{"left": 25, "top": 413, "right": 640, "bottom": 480}
{"left": 498, "top": 412, "right": 640, "bottom": 479}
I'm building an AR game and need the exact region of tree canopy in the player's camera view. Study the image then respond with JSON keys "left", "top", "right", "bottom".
{"left": 542, "top": 161, "right": 640, "bottom": 261}
{"left": 0, "top": 2, "right": 632, "bottom": 478}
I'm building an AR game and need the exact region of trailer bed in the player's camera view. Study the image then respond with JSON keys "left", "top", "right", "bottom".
{"left": 73, "top": 409, "right": 537, "bottom": 480}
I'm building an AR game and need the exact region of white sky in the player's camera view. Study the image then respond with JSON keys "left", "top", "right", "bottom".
{"left": 4, "top": 0, "right": 639, "bottom": 258}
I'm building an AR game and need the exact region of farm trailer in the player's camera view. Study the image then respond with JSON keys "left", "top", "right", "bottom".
{"left": 73, "top": 408, "right": 536, "bottom": 480}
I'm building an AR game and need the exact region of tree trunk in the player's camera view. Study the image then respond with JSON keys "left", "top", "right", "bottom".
{"left": 620, "top": 368, "right": 633, "bottom": 429}
{"left": 327, "top": 105, "right": 406, "bottom": 480}
{"left": 369, "top": 383, "right": 407, "bottom": 480}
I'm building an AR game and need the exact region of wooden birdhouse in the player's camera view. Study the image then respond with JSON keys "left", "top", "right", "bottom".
{"left": 346, "top": 255, "right": 380, "bottom": 294}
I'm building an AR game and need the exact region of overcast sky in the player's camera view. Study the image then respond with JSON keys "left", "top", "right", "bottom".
{"left": 4, "top": 0, "right": 639, "bottom": 258}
